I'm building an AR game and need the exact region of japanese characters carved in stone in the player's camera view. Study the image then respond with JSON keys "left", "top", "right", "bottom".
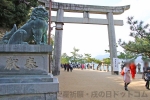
{"left": 2, "top": 6, "right": 48, "bottom": 44}
{"left": 5, "top": 57, "right": 19, "bottom": 70}
{"left": 25, "top": 57, "right": 38, "bottom": 70}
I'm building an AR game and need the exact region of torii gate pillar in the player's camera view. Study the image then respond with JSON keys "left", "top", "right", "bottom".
{"left": 107, "top": 12, "right": 118, "bottom": 75}
{"left": 52, "top": 8, "right": 64, "bottom": 76}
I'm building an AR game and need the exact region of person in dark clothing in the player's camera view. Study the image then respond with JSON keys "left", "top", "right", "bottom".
{"left": 67, "top": 64, "right": 70, "bottom": 72}
{"left": 143, "top": 62, "right": 150, "bottom": 89}
{"left": 121, "top": 61, "right": 124, "bottom": 70}
{"left": 64, "top": 64, "right": 66, "bottom": 71}
{"left": 61, "top": 64, "right": 63, "bottom": 68}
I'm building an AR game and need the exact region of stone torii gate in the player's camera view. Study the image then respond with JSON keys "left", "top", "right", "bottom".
{"left": 38, "top": 0, "right": 130, "bottom": 75}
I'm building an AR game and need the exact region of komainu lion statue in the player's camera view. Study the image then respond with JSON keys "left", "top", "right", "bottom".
{"left": 2, "top": 6, "right": 48, "bottom": 44}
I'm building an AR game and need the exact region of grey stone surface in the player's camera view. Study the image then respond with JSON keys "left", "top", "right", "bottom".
{"left": 0, "top": 45, "right": 59, "bottom": 100}
{"left": 0, "top": 45, "right": 52, "bottom": 53}
{"left": 53, "top": 9, "right": 64, "bottom": 76}
{"left": 0, "top": 74, "right": 59, "bottom": 100}
{"left": 107, "top": 12, "right": 118, "bottom": 74}
{"left": 83, "top": 11, "right": 89, "bottom": 18}
{"left": 51, "top": 16, "right": 123, "bottom": 26}
{"left": 39, "top": 0, "right": 130, "bottom": 15}
{"left": 0, "top": 73, "right": 59, "bottom": 100}
{"left": 0, "top": 77, "right": 59, "bottom": 95}
{"left": 0, "top": 75, "right": 53, "bottom": 83}
{"left": 0, "top": 93, "right": 57, "bottom": 100}
{"left": 0, "top": 54, "right": 49, "bottom": 75}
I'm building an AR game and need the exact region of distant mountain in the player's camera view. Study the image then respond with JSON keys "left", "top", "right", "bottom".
{"left": 95, "top": 54, "right": 110, "bottom": 60}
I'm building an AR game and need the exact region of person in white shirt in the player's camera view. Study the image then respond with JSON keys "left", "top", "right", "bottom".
{"left": 123, "top": 62, "right": 131, "bottom": 91}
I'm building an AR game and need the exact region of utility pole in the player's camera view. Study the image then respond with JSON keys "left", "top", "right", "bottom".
{"left": 48, "top": 0, "right": 52, "bottom": 73}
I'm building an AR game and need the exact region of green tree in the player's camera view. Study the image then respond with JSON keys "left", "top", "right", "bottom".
{"left": 119, "top": 16, "right": 150, "bottom": 59}
{"left": 103, "top": 58, "right": 111, "bottom": 65}
{"left": 0, "top": 0, "right": 38, "bottom": 29}
{"left": 61, "top": 53, "right": 70, "bottom": 64}
{"left": 70, "top": 47, "right": 79, "bottom": 63}
{"left": 84, "top": 53, "right": 92, "bottom": 63}
{"left": 77, "top": 54, "right": 85, "bottom": 64}
{"left": 102, "top": 58, "right": 111, "bottom": 71}
{"left": 117, "top": 51, "right": 136, "bottom": 60}
{"left": 92, "top": 58, "right": 101, "bottom": 64}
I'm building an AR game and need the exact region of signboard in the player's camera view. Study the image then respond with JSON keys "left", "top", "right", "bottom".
{"left": 113, "top": 58, "right": 119, "bottom": 71}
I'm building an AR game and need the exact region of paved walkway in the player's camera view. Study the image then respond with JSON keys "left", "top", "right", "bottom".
{"left": 56, "top": 69, "right": 150, "bottom": 100}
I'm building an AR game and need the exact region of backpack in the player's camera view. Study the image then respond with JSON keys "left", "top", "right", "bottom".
{"left": 145, "top": 73, "right": 150, "bottom": 81}
{"left": 121, "top": 69, "right": 124, "bottom": 76}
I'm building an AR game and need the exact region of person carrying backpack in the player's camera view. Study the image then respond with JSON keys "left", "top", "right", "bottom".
{"left": 143, "top": 62, "right": 150, "bottom": 89}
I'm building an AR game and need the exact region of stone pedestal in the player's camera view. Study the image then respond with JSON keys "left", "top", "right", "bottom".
{"left": 0, "top": 45, "right": 59, "bottom": 100}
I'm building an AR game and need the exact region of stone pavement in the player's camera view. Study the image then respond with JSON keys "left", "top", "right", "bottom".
{"left": 56, "top": 69, "right": 150, "bottom": 100}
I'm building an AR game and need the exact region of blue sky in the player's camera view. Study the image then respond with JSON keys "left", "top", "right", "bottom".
{"left": 51, "top": 0, "right": 150, "bottom": 57}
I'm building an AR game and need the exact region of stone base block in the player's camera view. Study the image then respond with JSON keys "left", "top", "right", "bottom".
{"left": 0, "top": 74, "right": 59, "bottom": 100}
{"left": 0, "top": 93, "right": 57, "bottom": 100}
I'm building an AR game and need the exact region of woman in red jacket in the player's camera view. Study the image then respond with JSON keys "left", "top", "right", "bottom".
{"left": 129, "top": 61, "right": 136, "bottom": 79}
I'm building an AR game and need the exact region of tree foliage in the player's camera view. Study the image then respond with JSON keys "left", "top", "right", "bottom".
{"left": 61, "top": 47, "right": 101, "bottom": 64}
{"left": 0, "top": 0, "right": 38, "bottom": 29}
{"left": 117, "top": 51, "right": 136, "bottom": 59}
{"left": 84, "top": 53, "right": 92, "bottom": 63}
{"left": 70, "top": 47, "right": 80, "bottom": 63}
{"left": 103, "top": 58, "right": 111, "bottom": 65}
{"left": 119, "top": 16, "right": 150, "bottom": 58}
{"left": 90, "top": 58, "right": 102, "bottom": 65}
{"left": 61, "top": 53, "right": 70, "bottom": 64}
{"left": 105, "top": 49, "right": 136, "bottom": 60}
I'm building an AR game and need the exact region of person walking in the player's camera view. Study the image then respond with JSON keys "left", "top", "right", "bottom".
{"left": 66, "top": 63, "right": 70, "bottom": 72}
{"left": 123, "top": 62, "right": 131, "bottom": 91}
{"left": 64, "top": 64, "right": 66, "bottom": 71}
{"left": 143, "top": 62, "right": 150, "bottom": 89}
{"left": 129, "top": 61, "right": 136, "bottom": 79}
{"left": 87, "top": 64, "right": 89, "bottom": 69}
{"left": 69, "top": 63, "right": 73, "bottom": 72}
{"left": 81, "top": 64, "right": 84, "bottom": 70}
{"left": 121, "top": 61, "right": 124, "bottom": 70}
{"left": 137, "top": 63, "right": 141, "bottom": 73}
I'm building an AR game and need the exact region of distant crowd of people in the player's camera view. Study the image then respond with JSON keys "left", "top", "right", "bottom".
{"left": 61, "top": 63, "right": 96, "bottom": 72}
{"left": 121, "top": 61, "right": 150, "bottom": 91}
